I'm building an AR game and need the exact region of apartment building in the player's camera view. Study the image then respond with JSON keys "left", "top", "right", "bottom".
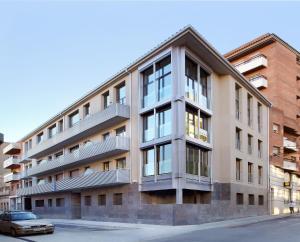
{"left": 225, "top": 34, "right": 300, "bottom": 215}
{"left": 14, "top": 26, "right": 271, "bottom": 225}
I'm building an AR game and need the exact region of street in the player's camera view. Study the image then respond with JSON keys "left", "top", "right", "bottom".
{"left": 0, "top": 216, "right": 300, "bottom": 242}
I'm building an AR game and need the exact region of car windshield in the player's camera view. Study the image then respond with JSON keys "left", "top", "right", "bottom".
{"left": 11, "top": 212, "right": 37, "bottom": 221}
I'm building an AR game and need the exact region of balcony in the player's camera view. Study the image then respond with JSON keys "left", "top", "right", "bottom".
{"left": 21, "top": 103, "right": 130, "bottom": 161}
{"left": 283, "top": 138, "right": 298, "bottom": 152}
{"left": 3, "top": 156, "right": 21, "bottom": 169}
{"left": 24, "top": 136, "right": 130, "bottom": 178}
{"left": 249, "top": 75, "right": 268, "bottom": 89}
{"left": 17, "top": 169, "right": 130, "bottom": 196}
{"left": 283, "top": 160, "right": 298, "bottom": 171}
{"left": 235, "top": 54, "right": 268, "bottom": 74}
{"left": 4, "top": 173, "right": 20, "bottom": 183}
{"left": 3, "top": 143, "right": 21, "bottom": 155}
{"left": 0, "top": 188, "right": 10, "bottom": 197}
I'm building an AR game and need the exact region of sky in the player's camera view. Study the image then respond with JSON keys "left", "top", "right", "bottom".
{"left": 0, "top": 1, "right": 299, "bottom": 142}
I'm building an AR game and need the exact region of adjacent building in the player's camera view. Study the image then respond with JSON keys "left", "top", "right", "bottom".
{"left": 14, "top": 26, "right": 271, "bottom": 225}
{"left": 225, "top": 33, "right": 300, "bottom": 214}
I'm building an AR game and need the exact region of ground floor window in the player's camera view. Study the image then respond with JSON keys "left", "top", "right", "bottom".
{"left": 56, "top": 198, "right": 65, "bottom": 207}
{"left": 35, "top": 200, "right": 44, "bottom": 207}
{"left": 84, "top": 196, "right": 92, "bottom": 206}
{"left": 98, "top": 194, "right": 106, "bottom": 206}
{"left": 258, "top": 195, "right": 264, "bottom": 205}
{"left": 248, "top": 194, "right": 255, "bottom": 205}
{"left": 236, "top": 193, "right": 243, "bottom": 205}
{"left": 113, "top": 193, "right": 123, "bottom": 205}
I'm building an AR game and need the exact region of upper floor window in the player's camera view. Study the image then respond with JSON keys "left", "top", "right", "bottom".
{"left": 186, "top": 144, "right": 209, "bottom": 177}
{"left": 116, "top": 82, "right": 126, "bottom": 105}
{"left": 48, "top": 124, "right": 56, "bottom": 139}
{"left": 55, "top": 151, "right": 63, "bottom": 159}
{"left": 258, "top": 140, "right": 263, "bottom": 158}
{"left": 273, "top": 146, "right": 280, "bottom": 156}
{"left": 37, "top": 132, "right": 44, "bottom": 144}
{"left": 103, "top": 161, "right": 110, "bottom": 171}
{"left": 142, "top": 66, "right": 155, "bottom": 108}
{"left": 58, "top": 120, "right": 63, "bottom": 133}
{"left": 235, "top": 84, "right": 241, "bottom": 120}
{"left": 273, "top": 123, "right": 280, "bottom": 134}
{"left": 69, "top": 110, "right": 79, "bottom": 128}
{"left": 116, "top": 126, "right": 126, "bottom": 137}
{"left": 247, "top": 94, "right": 253, "bottom": 126}
{"left": 69, "top": 144, "right": 79, "bottom": 154}
{"left": 248, "top": 162, "right": 253, "bottom": 183}
{"left": 69, "top": 169, "right": 79, "bottom": 178}
{"left": 257, "top": 103, "right": 262, "bottom": 132}
{"left": 103, "top": 91, "right": 110, "bottom": 109}
{"left": 83, "top": 103, "right": 90, "bottom": 118}
{"left": 103, "top": 132, "right": 110, "bottom": 141}
{"left": 236, "top": 158, "right": 241, "bottom": 181}
{"left": 199, "top": 112, "right": 209, "bottom": 142}
{"left": 143, "top": 112, "right": 155, "bottom": 142}
{"left": 258, "top": 166, "right": 263, "bottom": 185}
{"left": 156, "top": 56, "right": 171, "bottom": 102}
{"left": 157, "top": 106, "right": 171, "bottom": 138}
{"left": 157, "top": 143, "right": 172, "bottom": 174}
{"left": 55, "top": 173, "right": 63, "bottom": 181}
{"left": 143, "top": 147, "right": 155, "bottom": 176}
{"left": 247, "top": 134, "right": 253, "bottom": 155}
{"left": 235, "top": 128, "right": 241, "bottom": 151}
{"left": 186, "top": 106, "right": 198, "bottom": 139}
{"left": 116, "top": 158, "right": 126, "bottom": 169}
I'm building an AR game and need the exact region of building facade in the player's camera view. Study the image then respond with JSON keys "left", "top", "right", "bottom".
{"left": 14, "top": 26, "right": 271, "bottom": 225}
{"left": 225, "top": 34, "right": 300, "bottom": 214}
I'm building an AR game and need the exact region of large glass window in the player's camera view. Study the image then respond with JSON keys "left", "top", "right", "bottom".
{"left": 186, "top": 107, "right": 198, "bottom": 139}
{"left": 116, "top": 82, "right": 126, "bottom": 104}
{"left": 185, "top": 57, "right": 198, "bottom": 102}
{"left": 157, "top": 106, "right": 171, "bottom": 138}
{"left": 103, "top": 91, "right": 110, "bottom": 109}
{"left": 200, "top": 68, "right": 209, "bottom": 108}
{"left": 156, "top": 56, "right": 171, "bottom": 101}
{"left": 37, "top": 132, "right": 44, "bottom": 144}
{"left": 157, "top": 143, "right": 171, "bottom": 174}
{"left": 199, "top": 112, "right": 209, "bottom": 142}
{"left": 143, "top": 112, "right": 155, "bottom": 142}
{"left": 48, "top": 124, "right": 56, "bottom": 139}
{"left": 142, "top": 66, "right": 155, "bottom": 108}
{"left": 116, "top": 126, "right": 126, "bottom": 137}
{"left": 186, "top": 144, "right": 199, "bottom": 175}
{"left": 143, "top": 148, "right": 155, "bottom": 176}
{"left": 69, "top": 110, "right": 79, "bottom": 128}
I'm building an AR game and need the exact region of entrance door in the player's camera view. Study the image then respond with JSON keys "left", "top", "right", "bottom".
{"left": 24, "top": 197, "right": 32, "bottom": 211}
{"left": 71, "top": 193, "right": 81, "bottom": 219}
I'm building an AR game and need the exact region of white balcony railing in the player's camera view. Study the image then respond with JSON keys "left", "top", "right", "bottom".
{"left": 4, "top": 173, "right": 20, "bottom": 183}
{"left": 3, "top": 156, "right": 20, "bottom": 169}
{"left": 284, "top": 138, "right": 298, "bottom": 152}
{"left": 235, "top": 54, "right": 268, "bottom": 74}
{"left": 249, "top": 75, "right": 268, "bottom": 89}
{"left": 283, "top": 160, "right": 298, "bottom": 171}
{"left": 24, "top": 136, "right": 130, "bottom": 178}
{"left": 21, "top": 103, "right": 130, "bottom": 161}
{"left": 3, "top": 143, "right": 21, "bottom": 155}
{"left": 17, "top": 169, "right": 130, "bottom": 196}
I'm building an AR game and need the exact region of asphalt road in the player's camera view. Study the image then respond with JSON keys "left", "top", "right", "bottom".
{"left": 1, "top": 216, "right": 300, "bottom": 242}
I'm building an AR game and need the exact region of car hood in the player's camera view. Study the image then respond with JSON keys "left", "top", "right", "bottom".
{"left": 13, "top": 220, "right": 53, "bottom": 227}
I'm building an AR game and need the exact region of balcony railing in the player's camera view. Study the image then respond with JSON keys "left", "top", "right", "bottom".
{"left": 283, "top": 159, "right": 298, "bottom": 171}
{"left": 249, "top": 75, "right": 268, "bottom": 89}
{"left": 3, "top": 143, "right": 21, "bottom": 155}
{"left": 4, "top": 173, "right": 20, "bottom": 183}
{"left": 235, "top": 54, "right": 268, "bottom": 74}
{"left": 3, "top": 156, "right": 21, "bottom": 169}
{"left": 21, "top": 103, "right": 130, "bottom": 161}
{"left": 0, "top": 188, "right": 10, "bottom": 196}
{"left": 283, "top": 138, "right": 298, "bottom": 152}
{"left": 17, "top": 169, "right": 130, "bottom": 196}
{"left": 23, "top": 136, "right": 130, "bottom": 178}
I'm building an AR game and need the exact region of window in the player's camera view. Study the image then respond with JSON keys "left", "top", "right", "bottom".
{"left": 143, "top": 148, "right": 155, "bottom": 176}
{"left": 37, "top": 132, "right": 44, "bottom": 144}
{"left": 35, "top": 200, "right": 44, "bottom": 207}
{"left": 116, "top": 126, "right": 126, "bottom": 137}
{"left": 113, "top": 193, "right": 123, "bottom": 205}
{"left": 258, "top": 195, "right": 264, "bottom": 205}
{"left": 236, "top": 193, "right": 243, "bottom": 205}
{"left": 83, "top": 103, "right": 90, "bottom": 118}
{"left": 235, "top": 128, "right": 241, "bottom": 150}
{"left": 186, "top": 107, "right": 198, "bottom": 139}
{"left": 69, "top": 110, "right": 79, "bottom": 128}
{"left": 186, "top": 144, "right": 209, "bottom": 177}
{"left": 103, "top": 132, "right": 110, "bottom": 141}
{"left": 48, "top": 176, "right": 53, "bottom": 183}
{"left": 258, "top": 140, "right": 262, "bottom": 158}
{"left": 247, "top": 94, "right": 252, "bottom": 126}
{"left": 98, "top": 194, "right": 106, "bottom": 206}
{"left": 248, "top": 162, "right": 253, "bottom": 183}
{"left": 143, "top": 112, "right": 155, "bottom": 142}
{"left": 185, "top": 56, "right": 198, "bottom": 102}
{"left": 236, "top": 159, "right": 241, "bottom": 181}
{"left": 273, "top": 123, "right": 280, "bottom": 134}
{"left": 103, "top": 91, "right": 110, "bottom": 109}
{"left": 69, "top": 169, "right": 79, "bottom": 178}
{"left": 200, "top": 149, "right": 209, "bottom": 177}
{"left": 55, "top": 173, "right": 63, "bottom": 181}
{"left": 200, "top": 68, "right": 209, "bottom": 107}
{"left": 48, "top": 124, "right": 56, "bottom": 139}
{"left": 258, "top": 166, "right": 263, "bottom": 185}
{"left": 69, "top": 145, "right": 79, "bottom": 154}
{"left": 84, "top": 196, "right": 91, "bottom": 206}
{"left": 56, "top": 198, "right": 65, "bottom": 207}
{"left": 199, "top": 112, "right": 209, "bottom": 142}
{"left": 248, "top": 194, "right": 255, "bottom": 205}
{"left": 48, "top": 199, "right": 53, "bottom": 207}
{"left": 157, "top": 143, "right": 172, "bottom": 174}
{"left": 157, "top": 106, "right": 171, "bottom": 138}
{"left": 142, "top": 66, "right": 155, "bottom": 108}
{"left": 257, "top": 103, "right": 262, "bottom": 132}
{"left": 55, "top": 151, "right": 63, "bottom": 159}
{"left": 273, "top": 146, "right": 280, "bottom": 156}
{"left": 116, "top": 158, "right": 126, "bottom": 169}
{"left": 235, "top": 84, "right": 241, "bottom": 120}
{"left": 103, "top": 161, "right": 109, "bottom": 171}
{"left": 116, "top": 82, "right": 126, "bottom": 104}
{"left": 58, "top": 120, "right": 63, "bottom": 133}
{"left": 156, "top": 56, "right": 171, "bottom": 101}
{"left": 247, "top": 134, "right": 253, "bottom": 154}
